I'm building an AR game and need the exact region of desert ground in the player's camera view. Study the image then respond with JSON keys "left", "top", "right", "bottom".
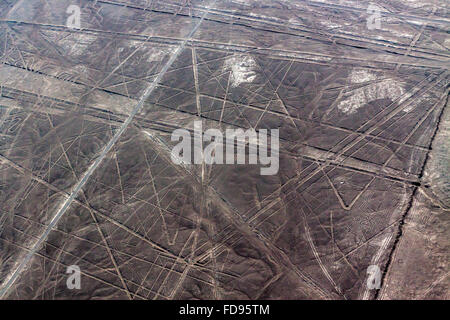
{"left": 0, "top": 0, "right": 448, "bottom": 299}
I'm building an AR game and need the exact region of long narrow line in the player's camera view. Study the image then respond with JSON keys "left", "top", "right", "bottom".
{"left": 0, "top": 1, "right": 215, "bottom": 298}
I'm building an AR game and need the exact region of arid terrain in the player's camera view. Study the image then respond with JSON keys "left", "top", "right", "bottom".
{"left": 0, "top": 0, "right": 448, "bottom": 300}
